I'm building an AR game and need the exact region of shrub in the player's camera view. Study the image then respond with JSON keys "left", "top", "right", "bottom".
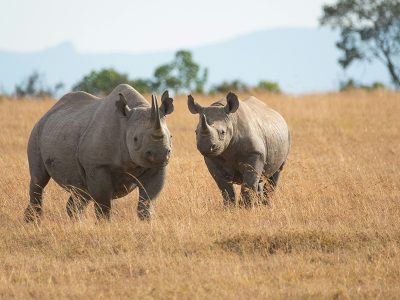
{"left": 257, "top": 80, "right": 281, "bottom": 93}
{"left": 210, "top": 80, "right": 249, "bottom": 94}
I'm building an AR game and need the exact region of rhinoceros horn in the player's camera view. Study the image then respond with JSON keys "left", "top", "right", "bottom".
{"left": 200, "top": 114, "right": 212, "bottom": 135}
{"left": 152, "top": 94, "right": 164, "bottom": 139}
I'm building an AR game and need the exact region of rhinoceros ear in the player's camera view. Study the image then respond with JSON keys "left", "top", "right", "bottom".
{"left": 225, "top": 92, "right": 239, "bottom": 114}
{"left": 187, "top": 94, "right": 203, "bottom": 114}
{"left": 159, "top": 90, "right": 174, "bottom": 115}
{"left": 116, "top": 93, "right": 132, "bottom": 117}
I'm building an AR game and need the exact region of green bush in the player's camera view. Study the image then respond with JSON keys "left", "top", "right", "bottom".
{"left": 340, "top": 79, "right": 386, "bottom": 91}
{"left": 73, "top": 68, "right": 130, "bottom": 96}
{"left": 129, "top": 79, "right": 153, "bottom": 94}
{"left": 210, "top": 80, "right": 249, "bottom": 94}
{"left": 257, "top": 80, "right": 281, "bottom": 93}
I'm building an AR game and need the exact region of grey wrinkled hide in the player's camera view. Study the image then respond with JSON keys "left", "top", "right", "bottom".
{"left": 188, "top": 92, "right": 290, "bottom": 207}
{"left": 24, "top": 84, "right": 174, "bottom": 222}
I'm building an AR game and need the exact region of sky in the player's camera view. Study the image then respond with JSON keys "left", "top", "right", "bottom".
{"left": 0, "top": 0, "right": 335, "bottom": 53}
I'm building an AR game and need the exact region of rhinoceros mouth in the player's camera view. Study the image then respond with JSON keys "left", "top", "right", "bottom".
{"left": 200, "top": 148, "right": 222, "bottom": 157}
{"left": 145, "top": 155, "right": 170, "bottom": 167}
{"left": 153, "top": 161, "right": 169, "bottom": 168}
{"left": 139, "top": 160, "right": 169, "bottom": 168}
{"left": 206, "top": 152, "right": 219, "bottom": 157}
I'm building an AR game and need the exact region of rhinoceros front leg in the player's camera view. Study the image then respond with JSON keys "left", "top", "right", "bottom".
{"left": 240, "top": 154, "right": 265, "bottom": 208}
{"left": 204, "top": 157, "right": 236, "bottom": 206}
{"left": 137, "top": 167, "right": 166, "bottom": 221}
{"left": 86, "top": 167, "right": 113, "bottom": 220}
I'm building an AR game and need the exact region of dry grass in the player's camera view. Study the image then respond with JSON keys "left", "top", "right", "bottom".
{"left": 0, "top": 90, "right": 399, "bottom": 299}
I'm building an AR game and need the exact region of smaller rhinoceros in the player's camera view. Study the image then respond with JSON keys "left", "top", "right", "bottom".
{"left": 187, "top": 92, "right": 290, "bottom": 207}
{"left": 24, "top": 84, "right": 173, "bottom": 222}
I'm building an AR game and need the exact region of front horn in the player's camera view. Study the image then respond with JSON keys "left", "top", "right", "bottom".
{"left": 200, "top": 114, "right": 212, "bottom": 135}
{"left": 152, "top": 94, "right": 164, "bottom": 138}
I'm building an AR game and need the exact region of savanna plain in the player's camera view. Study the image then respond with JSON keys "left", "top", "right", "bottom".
{"left": 0, "top": 90, "right": 399, "bottom": 299}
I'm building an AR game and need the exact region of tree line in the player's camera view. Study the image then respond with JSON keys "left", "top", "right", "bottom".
{"left": 72, "top": 50, "right": 281, "bottom": 96}
{"left": 9, "top": 49, "right": 281, "bottom": 98}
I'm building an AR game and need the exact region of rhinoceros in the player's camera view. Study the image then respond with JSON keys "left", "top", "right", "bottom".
{"left": 24, "top": 84, "right": 174, "bottom": 222}
{"left": 187, "top": 92, "right": 290, "bottom": 207}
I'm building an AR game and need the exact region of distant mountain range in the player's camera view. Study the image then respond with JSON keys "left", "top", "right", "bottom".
{"left": 0, "top": 28, "right": 390, "bottom": 95}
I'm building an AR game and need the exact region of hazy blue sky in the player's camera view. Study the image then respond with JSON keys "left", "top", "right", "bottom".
{"left": 1, "top": 0, "right": 334, "bottom": 53}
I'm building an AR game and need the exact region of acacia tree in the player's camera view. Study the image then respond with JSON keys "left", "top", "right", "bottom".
{"left": 320, "top": 0, "right": 400, "bottom": 88}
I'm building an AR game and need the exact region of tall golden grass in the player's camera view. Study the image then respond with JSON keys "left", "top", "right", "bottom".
{"left": 0, "top": 90, "right": 399, "bottom": 299}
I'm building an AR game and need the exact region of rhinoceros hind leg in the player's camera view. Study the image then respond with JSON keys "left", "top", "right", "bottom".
{"left": 268, "top": 169, "right": 281, "bottom": 190}
{"left": 259, "top": 165, "right": 283, "bottom": 206}
{"left": 259, "top": 169, "right": 282, "bottom": 206}
{"left": 258, "top": 181, "right": 270, "bottom": 206}
{"left": 24, "top": 167, "right": 50, "bottom": 223}
{"left": 66, "top": 195, "right": 90, "bottom": 220}
{"left": 269, "top": 161, "right": 286, "bottom": 189}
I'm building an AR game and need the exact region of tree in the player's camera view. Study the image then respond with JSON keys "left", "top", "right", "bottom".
{"left": 74, "top": 68, "right": 153, "bottom": 95}
{"left": 320, "top": 0, "right": 400, "bottom": 88}
{"left": 152, "top": 50, "right": 208, "bottom": 93}
{"left": 174, "top": 50, "right": 208, "bottom": 93}
{"left": 257, "top": 80, "right": 281, "bottom": 93}
{"left": 73, "top": 68, "right": 130, "bottom": 96}
{"left": 153, "top": 64, "right": 181, "bottom": 93}
{"left": 129, "top": 78, "right": 153, "bottom": 94}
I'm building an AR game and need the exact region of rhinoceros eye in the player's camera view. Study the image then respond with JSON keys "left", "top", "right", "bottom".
{"left": 134, "top": 136, "right": 138, "bottom": 142}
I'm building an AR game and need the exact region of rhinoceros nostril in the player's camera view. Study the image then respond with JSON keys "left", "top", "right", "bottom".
{"left": 210, "top": 144, "right": 217, "bottom": 152}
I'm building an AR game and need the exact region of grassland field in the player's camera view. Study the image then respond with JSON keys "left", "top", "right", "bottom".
{"left": 0, "top": 90, "right": 399, "bottom": 299}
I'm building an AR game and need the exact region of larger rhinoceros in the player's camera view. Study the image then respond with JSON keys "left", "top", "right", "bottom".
{"left": 24, "top": 84, "right": 174, "bottom": 222}
{"left": 187, "top": 92, "right": 290, "bottom": 207}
